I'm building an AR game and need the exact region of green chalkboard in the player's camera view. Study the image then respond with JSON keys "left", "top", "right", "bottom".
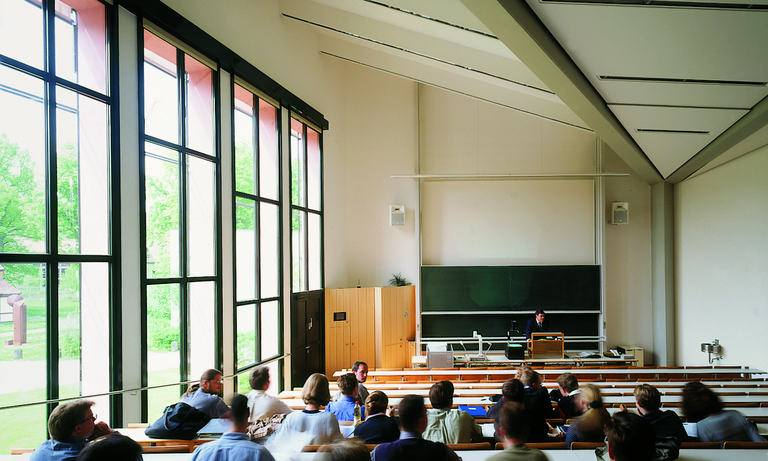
{"left": 421, "top": 265, "right": 600, "bottom": 312}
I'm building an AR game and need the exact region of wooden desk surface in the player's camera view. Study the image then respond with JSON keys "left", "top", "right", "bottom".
{"left": 341, "top": 367, "right": 764, "bottom": 377}
{"left": 114, "top": 427, "right": 216, "bottom": 446}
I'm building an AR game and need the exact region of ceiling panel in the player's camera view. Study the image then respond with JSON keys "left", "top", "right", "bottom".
{"left": 281, "top": 0, "right": 589, "bottom": 127}
{"left": 609, "top": 105, "right": 749, "bottom": 176}
{"left": 597, "top": 81, "right": 768, "bottom": 109}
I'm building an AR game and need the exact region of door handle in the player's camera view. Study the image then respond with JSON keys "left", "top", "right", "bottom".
{"left": 308, "top": 317, "right": 313, "bottom": 330}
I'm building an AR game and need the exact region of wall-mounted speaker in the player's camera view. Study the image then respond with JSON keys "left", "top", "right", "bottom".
{"left": 611, "top": 202, "right": 628, "bottom": 225}
{"left": 390, "top": 205, "right": 405, "bottom": 227}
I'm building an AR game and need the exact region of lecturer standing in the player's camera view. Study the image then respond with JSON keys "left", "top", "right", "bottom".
{"left": 525, "top": 309, "right": 553, "bottom": 340}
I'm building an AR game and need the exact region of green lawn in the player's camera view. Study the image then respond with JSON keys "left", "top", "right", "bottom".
{"left": 0, "top": 384, "right": 79, "bottom": 455}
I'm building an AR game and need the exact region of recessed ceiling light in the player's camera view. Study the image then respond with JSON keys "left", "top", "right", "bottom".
{"left": 540, "top": 0, "right": 768, "bottom": 11}
{"left": 636, "top": 129, "right": 710, "bottom": 134}
{"left": 599, "top": 76, "right": 767, "bottom": 87}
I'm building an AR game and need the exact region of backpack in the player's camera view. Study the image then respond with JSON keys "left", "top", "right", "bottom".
{"left": 144, "top": 402, "right": 212, "bottom": 440}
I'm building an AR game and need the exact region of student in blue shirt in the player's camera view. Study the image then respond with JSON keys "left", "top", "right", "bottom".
{"left": 191, "top": 393, "right": 275, "bottom": 461}
{"left": 180, "top": 368, "right": 231, "bottom": 418}
{"left": 325, "top": 372, "right": 363, "bottom": 422}
{"left": 31, "top": 399, "right": 114, "bottom": 461}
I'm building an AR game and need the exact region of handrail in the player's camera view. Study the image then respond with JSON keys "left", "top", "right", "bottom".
{"left": 0, "top": 353, "right": 289, "bottom": 412}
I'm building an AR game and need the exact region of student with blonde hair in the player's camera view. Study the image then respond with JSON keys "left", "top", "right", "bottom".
{"left": 565, "top": 384, "right": 609, "bottom": 447}
{"left": 266, "top": 373, "right": 343, "bottom": 451}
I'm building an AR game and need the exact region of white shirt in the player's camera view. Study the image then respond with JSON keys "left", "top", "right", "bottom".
{"left": 246, "top": 389, "right": 292, "bottom": 421}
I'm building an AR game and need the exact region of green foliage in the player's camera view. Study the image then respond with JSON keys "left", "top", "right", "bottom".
{"left": 59, "top": 264, "right": 80, "bottom": 295}
{"left": 145, "top": 157, "right": 179, "bottom": 279}
{"left": 147, "top": 284, "right": 180, "bottom": 351}
{"left": 389, "top": 273, "right": 412, "bottom": 287}
{"left": 148, "top": 322, "right": 180, "bottom": 351}
{"left": 0, "top": 134, "right": 44, "bottom": 253}
{"left": 57, "top": 143, "right": 80, "bottom": 252}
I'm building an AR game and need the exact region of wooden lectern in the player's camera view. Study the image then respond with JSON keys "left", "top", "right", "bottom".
{"left": 528, "top": 333, "right": 564, "bottom": 359}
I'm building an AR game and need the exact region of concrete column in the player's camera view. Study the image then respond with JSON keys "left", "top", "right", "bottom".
{"left": 651, "top": 181, "right": 675, "bottom": 365}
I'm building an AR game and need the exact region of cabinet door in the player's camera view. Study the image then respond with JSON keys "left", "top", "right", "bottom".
{"left": 382, "top": 342, "right": 404, "bottom": 369}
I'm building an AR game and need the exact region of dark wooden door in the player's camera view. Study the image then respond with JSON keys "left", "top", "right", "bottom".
{"left": 290, "top": 290, "right": 324, "bottom": 387}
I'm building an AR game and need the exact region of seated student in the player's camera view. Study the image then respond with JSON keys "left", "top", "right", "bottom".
{"left": 351, "top": 390, "right": 400, "bottom": 443}
{"left": 371, "top": 394, "right": 460, "bottom": 461}
{"left": 180, "top": 368, "right": 231, "bottom": 418}
{"left": 555, "top": 372, "right": 582, "bottom": 420}
{"left": 325, "top": 373, "right": 363, "bottom": 422}
{"left": 333, "top": 361, "right": 369, "bottom": 404}
{"left": 682, "top": 381, "right": 766, "bottom": 445}
{"left": 423, "top": 380, "right": 482, "bottom": 444}
{"left": 518, "top": 366, "right": 560, "bottom": 420}
{"left": 488, "top": 378, "right": 550, "bottom": 443}
{"left": 266, "top": 373, "right": 343, "bottom": 451}
{"left": 488, "top": 402, "right": 550, "bottom": 461}
{"left": 76, "top": 433, "right": 143, "bottom": 461}
{"left": 191, "top": 393, "right": 275, "bottom": 461}
{"left": 604, "top": 412, "right": 656, "bottom": 461}
{"left": 246, "top": 366, "right": 291, "bottom": 421}
{"left": 31, "top": 399, "right": 114, "bottom": 461}
{"left": 565, "top": 384, "right": 610, "bottom": 447}
{"left": 319, "top": 438, "right": 371, "bottom": 461}
{"left": 632, "top": 383, "right": 688, "bottom": 458}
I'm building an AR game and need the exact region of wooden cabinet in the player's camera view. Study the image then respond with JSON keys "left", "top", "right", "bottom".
{"left": 325, "top": 286, "right": 415, "bottom": 375}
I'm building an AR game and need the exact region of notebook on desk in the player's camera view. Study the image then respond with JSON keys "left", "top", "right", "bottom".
{"left": 459, "top": 405, "right": 487, "bottom": 418}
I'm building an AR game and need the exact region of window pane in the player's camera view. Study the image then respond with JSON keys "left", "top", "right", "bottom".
{"left": 290, "top": 118, "right": 305, "bottom": 207}
{"left": 0, "top": 66, "right": 46, "bottom": 254}
{"left": 235, "top": 197, "right": 256, "bottom": 302}
{"left": 57, "top": 88, "right": 110, "bottom": 255}
{"left": 307, "top": 128, "right": 321, "bottom": 211}
{"left": 291, "top": 210, "right": 306, "bottom": 293}
{"left": 0, "top": 0, "right": 44, "bottom": 69}
{"left": 58, "top": 263, "right": 110, "bottom": 418}
{"left": 236, "top": 304, "right": 256, "bottom": 369}
{"left": 260, "top": 301, "right": 279, "bottom": 359}
{"left": 145, "top": 143, "right": 180, "bottom": 278}
{"left": 147, "top": 283, "right": 180, "bottom": 420}
{"left": 187, "top": 156, "right": 215, "bottom": 277}
{"left": 185, "top": 55, "right": 213, "bottom": 155}
{"left": 259, "top": 100, "right": 279, "bottom": 201}
{"left": 144, "top": 31, "right": 178, "bottom": 145}
{"left": 260, "top": 202, "right": 279, "bottom": 299}
{"left": 0, "top": 263, "right": 47, "bottom": 453}
{"left": 188, "top": 281, "right": 215, "bottom": 377}
{"left": 234, "top": 85, "right": 255, "bottom": 196}
{"left": 55, "top": 0, "right": 106, "bottom": 94}
{"left": 308, "top": 213, "right": 321, "bottom": 291}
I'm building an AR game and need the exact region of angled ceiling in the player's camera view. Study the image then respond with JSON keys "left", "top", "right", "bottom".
{"left": 280, "top": 0, "right": 768, "bottom": 184}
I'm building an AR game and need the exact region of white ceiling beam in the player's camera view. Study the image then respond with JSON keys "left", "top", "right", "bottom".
{"left": 460, "top": 0, "right": 663, "bottom": 184}
{"left": 667, "top": 94, "right": 768, "bottom": 183}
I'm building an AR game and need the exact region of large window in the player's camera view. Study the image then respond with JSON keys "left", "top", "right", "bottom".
{"left": 0, "top": 0, "right": 115, "bottom": 453}
{"left": 233, "top": 82, "right": 282, "bottom": 393}
{"left": 290, "top": 117, "right": 323, "bottom": 293}
{"left": 142, "top": 28, "right": 219, "bottom": 421}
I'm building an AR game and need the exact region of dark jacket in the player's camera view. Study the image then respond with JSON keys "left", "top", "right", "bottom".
{"left": 352, "top": 414, "right": 400, "bottom": 444}
{"left": 644, "top": 409, "right": 689, "bottom": 445}
{"left": 372, "top": 433, "right": 459, "bottom": 461}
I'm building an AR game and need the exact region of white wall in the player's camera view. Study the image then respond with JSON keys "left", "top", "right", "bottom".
{"left": 602, "top": 143, "right": 653, "bottom": 362}
{"left": 419, "top": 84, "right": 598, "bottom": 266}
{"left": 339, "top": 64, "right": 420, "bottom": 288}
{"left": 675, "top": 144, "right": 768, "bottom": 370}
